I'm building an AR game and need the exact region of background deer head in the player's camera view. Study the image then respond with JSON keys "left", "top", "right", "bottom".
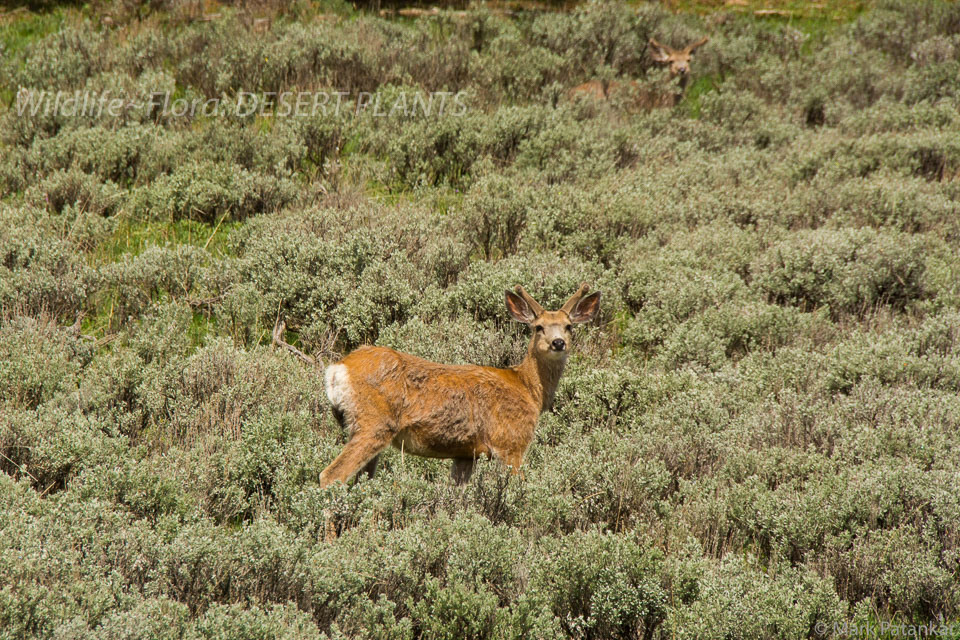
{"left": 649, "top": 37, "right": 709, "bottom": 88}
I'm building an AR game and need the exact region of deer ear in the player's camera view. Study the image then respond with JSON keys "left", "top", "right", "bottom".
{"left": 505, "top": 290, "right": 537, "bottom": 323}
{"left": 685, "top": 37, "right": 709, "bottom": 55}
{"left": 569, "top": 291, "right": 600, "bottom": 324}
{"left": 649, "top": 38, "right": 671, "bottom": 62}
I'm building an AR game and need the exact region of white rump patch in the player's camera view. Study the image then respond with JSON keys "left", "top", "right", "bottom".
{"left": 324, "top": 363, "right": 354, "bottom": 412}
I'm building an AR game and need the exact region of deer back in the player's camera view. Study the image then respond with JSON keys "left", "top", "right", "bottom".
{"left": 568, "top": 80, "right": 610, "bottom": 101}
{"left": 328, "top": 346, "right": 540, "bottom": 460}
{"left": 568, "top": 79, "right": 682, "bottom": 111}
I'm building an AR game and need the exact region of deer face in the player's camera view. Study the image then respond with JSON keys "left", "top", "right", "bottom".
{"left": 530, "top": 311, "right": 575, "bottom": 358}
{"left": 649, "top": 37, "right": 709, "bottom": 79}
{"left": 505, "top": 285, "right": 601, "bottom": 359}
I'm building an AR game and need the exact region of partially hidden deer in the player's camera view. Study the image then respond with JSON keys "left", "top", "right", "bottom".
{"left": 316, "top": 284, "right": 600, "bottom": 487}
{"left": 569, "top": 37, "right": 709, "bottom": 109}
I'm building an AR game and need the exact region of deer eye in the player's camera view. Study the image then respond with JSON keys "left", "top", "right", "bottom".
{"left": 565, "top": 325, "right": 573, "bottom": 332}
{"left": 535, "top": 325, "right": 544, "bottom": 333}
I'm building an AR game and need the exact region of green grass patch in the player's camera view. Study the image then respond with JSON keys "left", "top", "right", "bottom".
{"left": 79, "top": 297, "right": 219, "bottom": 347}
{"left": 92, "top": 217, "right": 240, "bottom": 265}
{"left": 80, "top": 287, "right": 122, "bottom": 338}
{"left": 682, "top": 72, "right": 722, "bottom": 118}
{"left": 662, "top": 0, "right": 869, "bottom": 23}
{"left": 189, "top": 310, "right": 218, "bottom": 347}
{"left": 428, "top": 185, "right": 465, "bottom": 216}
{"left": 0, "top": 7, "right": 65, "bottom": 56}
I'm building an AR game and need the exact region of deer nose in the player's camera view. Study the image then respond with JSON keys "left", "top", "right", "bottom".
{"left": 551, "top": 338, "right": 566, "bottom": 351}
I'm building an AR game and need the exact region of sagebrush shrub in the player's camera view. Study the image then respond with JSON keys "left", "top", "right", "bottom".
{"left": 236, "top": 207, "right": 445, "bottom": 348}
{"left": 131, "top": 161, "right": 298, "bottom": 223}
{"left": 26, "top": 168, "right": 124, "bottom": 219}
{"left": 7, "top": 22, "right": 105, "bottom": 89}
{"left": 753, "top": 227, "right": 929, "bottom": 316}
{"left": 0, "top": 315, "right": 91, "bottom": 412}
{"left": 664, "top": 555, "right": 842, "bottom": 639}
{"left": 530, "top": 530, "right": 667, "bottom": 639}
{"left": 0, "top": 206, "right": 96, "bottom": 318}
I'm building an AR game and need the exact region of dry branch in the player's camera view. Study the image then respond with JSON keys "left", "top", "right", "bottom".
{"left": 272, "top": 319, "right": 319, "bottom": 367}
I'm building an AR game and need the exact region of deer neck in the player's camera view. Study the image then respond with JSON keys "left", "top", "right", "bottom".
{"left": 515, "top": 341, "right": 567, "bottom": 413}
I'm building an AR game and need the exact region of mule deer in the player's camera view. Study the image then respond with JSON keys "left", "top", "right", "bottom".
{"left": 316, "top": 284, "right": 600, "bottom": 487}
{"left": 569, "top": 36, "right": 709, "bottom": 109}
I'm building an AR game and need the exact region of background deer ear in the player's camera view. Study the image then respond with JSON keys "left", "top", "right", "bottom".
{"left": 505, "top": 290, "right": 537, "bottom": 323}
{"left": 685, "top": 37, "right": 709, "bottom": 55}
{"left": 569, "top": 291, "right": 601, "bottom": 323}
{"left": 648, "top": 38, "right": 671, "bottom": 62}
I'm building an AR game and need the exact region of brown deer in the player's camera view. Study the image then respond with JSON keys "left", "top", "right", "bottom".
{"left": 569, "top": 36, "right": 709, "bottom": 109}
{"left": 314, "top": 284, "right": 600, "bottom": 487}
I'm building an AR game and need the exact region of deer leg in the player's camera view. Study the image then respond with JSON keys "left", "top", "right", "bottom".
{"left": 331, "top": 406, "right": 346, "bottom": 429}
{"left": 321, "top": 386, "right": 398, "bottom": 488}
{"left": 319, "top": 402, "right": 395, "bottom": 488}
{"left": 320, "top": 436, "right": 390, "bottom": 487}
{"left": 332, "top": 405, "right": 381, "bottom": 480}
{"left": 502, "top": 452, "right": 525, "bottom": 481}
{"left": 451, "top": 458, "right": 475, "bottom": 485}
{"left": 360, "top": 454, "right": 380, "bottom": 480}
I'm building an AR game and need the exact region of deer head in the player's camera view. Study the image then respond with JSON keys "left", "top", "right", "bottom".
{"left": 506, "top": 284, "right": 601, "bottom": 362}
{"left": 649, "top": 37, "right": 709, "bottom": 86}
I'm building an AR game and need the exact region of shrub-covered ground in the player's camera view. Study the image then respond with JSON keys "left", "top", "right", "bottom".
{"left": 2, "top": 0, "right": 960, "bottom": 637}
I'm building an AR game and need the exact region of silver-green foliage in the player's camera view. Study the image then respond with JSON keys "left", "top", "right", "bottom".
{"left": 1, "top": 0, "right": 960, "bottom": 637}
